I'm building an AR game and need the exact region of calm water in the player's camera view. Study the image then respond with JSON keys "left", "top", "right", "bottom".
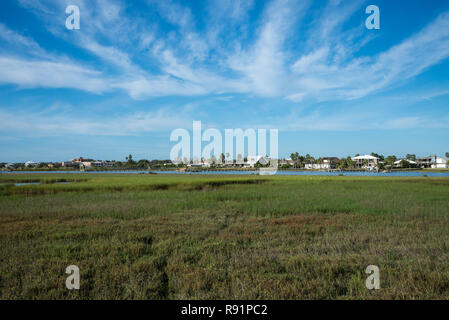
{"left": 2, "top": 170, "right": 449, "bottom": 178}
{"left": 158, "top": 170, "right": 449, "bottom": 177}
{"left": 0, "top": 181, "right": 73, "bottom": 187}
{"left": 14, "top": 182, "right": 41, "bottom": 186}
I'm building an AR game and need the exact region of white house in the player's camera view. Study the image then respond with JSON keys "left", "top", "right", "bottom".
{"left": 279, "top": 158, "right": 295, "bottom": 166}
{"left": 352, "top": 155, "right": 378, "bottom": 169}
{"left": 394, "top": 159, "right": 417, "bottom": 167}
{"left": 244, "top": 155, "right": 268, "bottom": 168}
{"left": 81, "top": 161, "right": 93, "bottom": 167}
{"left": 431, "top": 156, "right": 449, "bottom": 169}
{"left": 91, "top": 161, "right": 104, "bottom": 167}
{"left": 103, "top": 161, "right": 116, "bottom": 167}
{"left": 418, "top": 155, "right": 449, "bottom": 168}
{"left": 304, "top": 163, "right": 325, "bottom": 170}
{"left": 25, "top": 161, "right": 39, "bottom": 167}
{"left": 187, "top": 163, "right": 202, "bottom": 168}
{"left": 304, "top": 157, "right": 339, "bottom": 170}
{"left": 201, "top": 160, "right": 211, "bottom": 168}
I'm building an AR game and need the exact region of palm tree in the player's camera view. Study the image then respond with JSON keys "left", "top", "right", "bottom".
{"left": 337, "top": 158, "right": 347, "bottom": 169}
{"left": 362, "top": 159, "right": 369, "bottom": 168}
{"left": 294, "top": 152, "right": 300, "bottom": 168}
{"left": 220, "top": 153, "right": 225, "bottom": 165}
{"left": 315, "top": 157, "right": 322, "bottom": 169}
{"left": 298, "top": 155, "right": 305, "bottom": 168}
{"left": 385, "top": 155, "right": 397, "bottom": 166}
{"left": 346, "top": 156, "right": 355, "bottom": 168}
{"left": 137, "top": 159, "right": 150, "bottom": 169}
{"left": 125, "top": 154, "right": 134, "bottom": 165}
{"left": 290, "top": 153, "right": 298, "bottom": 168}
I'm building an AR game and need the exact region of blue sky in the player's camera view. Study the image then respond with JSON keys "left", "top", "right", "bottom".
{"left": 0, "top": 0, "right": 449, "bottom": 162}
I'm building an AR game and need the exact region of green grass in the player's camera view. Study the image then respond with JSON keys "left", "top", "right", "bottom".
{"left": 421, "top": 168, "right": 449, "bottom": 172}
{"left": 0, "top": 173, "right": 448, "bottom": 299}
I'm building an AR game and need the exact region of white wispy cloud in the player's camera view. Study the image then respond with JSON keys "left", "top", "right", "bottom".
{"left": 262, "top": 111, "right": 449, "bottom": 132}
{"left": 290, "top": 8, "right": 449, "bottom": 101}
{"left": 2, "top": 0, "right": 449, "bottom": 104}
{"left": 3, "top": 100, "right": 447, "bottom": 138}
{"left": 0, "top": 107, "right": 191, "bottom": 136}
{"left": 0, "top": 56, "right": 109, "bottom": 93}
{"left": 228, "top": 0, "right": 311, "bottom": 96}
{"left": 0, "top": 23, "right": 44, "bottom": 55}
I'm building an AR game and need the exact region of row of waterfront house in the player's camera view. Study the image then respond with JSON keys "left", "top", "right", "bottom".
{"left": 348, "top": 154, "right": 449, "bottom": 170}
{"left": 179, "top": 153, "right": 449, "bottom": 170}
{"left": 188, "top": 154, "right": 449, "bottom": 170}
{"left": 2, "top": 157, "right": 117, "bottom": 169}
{"left": 2, "top": 154, "right": 448, "bottom": 170}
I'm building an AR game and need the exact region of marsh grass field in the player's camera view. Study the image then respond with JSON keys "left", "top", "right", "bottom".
{"left": 0, "top": 173, "right": 448, "bottom": 299}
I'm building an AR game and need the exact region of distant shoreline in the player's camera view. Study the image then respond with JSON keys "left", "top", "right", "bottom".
{"left": 3, "top": 167, "right": 449, "bottom": 173}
